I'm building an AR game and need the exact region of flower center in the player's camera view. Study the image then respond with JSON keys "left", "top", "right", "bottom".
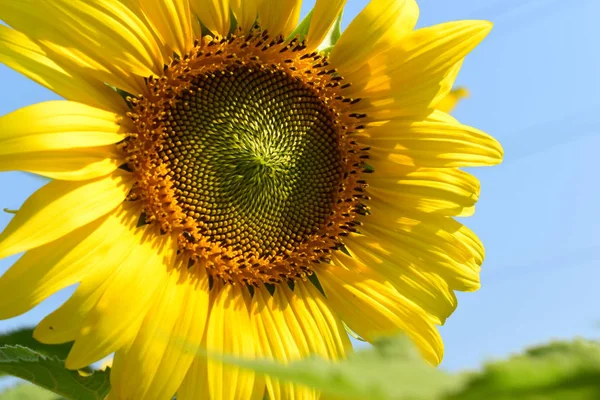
{"left": 161, "top": 66, "right": 342, "bottom": 255}
{"left": 123, "top": 32, "right": 368, "bottom": 285}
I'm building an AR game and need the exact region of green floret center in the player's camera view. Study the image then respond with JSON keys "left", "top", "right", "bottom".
{"left": 160, "top": 64, "right": 343, "bottom": 256}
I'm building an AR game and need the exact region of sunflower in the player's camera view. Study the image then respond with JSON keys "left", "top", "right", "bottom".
{"left": 437, "top": 87, "right": 470, "bottom": 113}
{"left": 0, "top": 0, "right": 502, "bottom": 398}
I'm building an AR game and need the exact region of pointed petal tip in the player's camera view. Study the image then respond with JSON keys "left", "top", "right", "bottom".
{"left": 0, "top": 302, "right": 22, "bottom": 321}
{"left": 462, "top": 19, "right": 493, "bottom": 32}
{"left": 471, "top": 19, "right": 494, "bottom": 40}
{"left": 32, "top": 319, "right": 69, "bottom": 346}
{"left": 463, "top": 281, "right": 482, "bottom": 293}
{"left": 446, "top": 19, "right": 494, "bottom": 42}
{"left": 488, "top": 135, "right": 505, "bottom": 165}
{"left": 64, "top": 353, "right": 86, "bottom": 371}
{"left": 31, "top": 325, "right": 47, "bottom": 343}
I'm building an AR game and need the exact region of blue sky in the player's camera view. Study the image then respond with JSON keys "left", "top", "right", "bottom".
{"left": 0, "top": 0, "right": 598, "bottom": 381}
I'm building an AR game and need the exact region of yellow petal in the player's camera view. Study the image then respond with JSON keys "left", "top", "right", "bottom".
{"left": 177, "top": 352, "right": 210, "bottom": 400}
{"left": 363, "top": 111, "right": 503, "bottom": 167}
{"left": 364, "top": 165, "right": 485, "bottom": 268}
{"left": 283, "top": 281, "right": 352, "bottom": 360}
{"left": 305, "top": 0, "right": 347, "bottom": 50}
{"left": 0, "top": 101, "right": 131, "bottom": 143}
{"left": 205, "top": 284, "right": 261, "bottom": 400}
{"left": 318, "top": 254, "right": 444, "bottom": 365}
{"left": 109, "top": 264, "right": 210, "bottom": 400}
{"left": 251, "top": 286, "right": 319, "bottom": 400}
{"left": 348, "top": 217, "right": 482, "bottom": 293}
{"left": 0, "top": 101, "right": 127, "bottom": 179}
{"left": 366, "top": 166, "right": 481, "bottom": 217}
{"left": 0, "top": 0, "right": 164, "bottom": 95}
{"left": 347, "top": 21, "right": 491, "bottom": 115}
{"left": 230, "top": 0, "right": 258, "bottom": 32}
{"left": 0, "top": 26, "right": 126, "bottom": 112}
{"left": 138, "top": 0, "right": 196, "bottom": 56}
{"left": 65, "top": 226, "right": 177, "bottom": 369}
{"left": 190, "top": 0, "right": 231, "bottom": 37}
{"left": 344, "top": 232, "right": 458, "bottom": 325}
{"left": 0, "top": 216, "right": 106, "bottom": 319}
{"left": 357, "top": 21, "right": 491, "bottom": 90}
{"left": 0, "top": 171, "right": 133, "bottom": 259}
{"left": 330, "top": 0, "right": 419, "bottom": 75}
{"left": 257, "top": 0, "right": 303, "bottom": 37}
{"left": 436, "top": 88, "right": 470, "bottom": 113}
{"left": 368, "top": 203, "right": 485, "bottom": 268}
{"left": 0, "top": 127, "right": 123, "bottom": 156}
{"left": 33, "top": 204, "right": 142, "bottom": 344}
{"left": 35, "top": 269, "right": 116, "bottom": 345}
{"left": 109, "top": 268, "right": 185, "bottom": 399}
{"left": 0, "top": 146, "right": 123, "bottom": 181}
{"left": 148, "top": 268, "right": 211, "bottom": 399}
{"left": 355, "top": 60, "right": 463, "bottom": 119}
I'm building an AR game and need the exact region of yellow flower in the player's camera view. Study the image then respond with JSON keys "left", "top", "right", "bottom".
{"left": 437, "top": 87, "right": 471, "bottom": 113}
{"left": 0, "top": 0, "right": 502, "bottom": 399}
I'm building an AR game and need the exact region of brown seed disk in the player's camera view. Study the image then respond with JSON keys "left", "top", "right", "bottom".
{"left": 122, "top": 31, "right": 369, "bottom": 285}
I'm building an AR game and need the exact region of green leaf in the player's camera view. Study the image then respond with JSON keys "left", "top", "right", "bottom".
{"left": 0, "top": 329, "right": 94, "bottom": 379}
{"left": 206, "top": 335, "right": 461, "bottom": 400}
{"left": 287, "top": 9, "right": 313, "bottom": 42}
{"left": 287, "top": 7, "right": 344, "bottom": 57}
{"left": 317, "top": 11, "right": 344, "bottom": 55}
{"left": 0, "top": 346, "right": 110, "bottom": 400}
{"left": 447, "top": 340, "right": 600, "bottom": 400}
{"left": 0, "top": 329, "right": 72, "bottom": 361}
{"left": 0, "top": 383, "right": 59, "bottom": 400}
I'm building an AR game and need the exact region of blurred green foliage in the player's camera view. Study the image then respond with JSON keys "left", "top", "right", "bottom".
{"left": 0, "top": 384, "right": 58, "bottom": 400}
{"left": 0, "top": 328, "right": 73, "bottom": 363}
{"left": 0, "top": 345, "right": 109, "bottom": 400}
{"left": 210, "top": 335, "right": 461, "bottom": 400}
{"left": 208, "top": 335, "right": 600, "bottom": 400}
{"left": 448, "top": 340, "right": 600, "bottom": 400}
{"left": 0, "top": 328, "right": 598, "bottom": 399}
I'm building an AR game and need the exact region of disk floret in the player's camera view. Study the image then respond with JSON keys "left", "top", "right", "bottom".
{"left": 123, "top": 31, "right": 369, "bottom": 285}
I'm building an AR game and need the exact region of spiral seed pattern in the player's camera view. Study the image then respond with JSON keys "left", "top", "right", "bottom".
{"left": 124, "top": 32, "right": 369, "bottom": 285}
{"left": 161, "top": 66, "right": 342, "bottom": 255}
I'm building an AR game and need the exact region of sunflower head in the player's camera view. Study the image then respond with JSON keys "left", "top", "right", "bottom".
{"left": 122, "top": 32, "right": 369, "bottom": 285}
{"left": 0, "top": 0, "right": 502, "bottom": 399}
